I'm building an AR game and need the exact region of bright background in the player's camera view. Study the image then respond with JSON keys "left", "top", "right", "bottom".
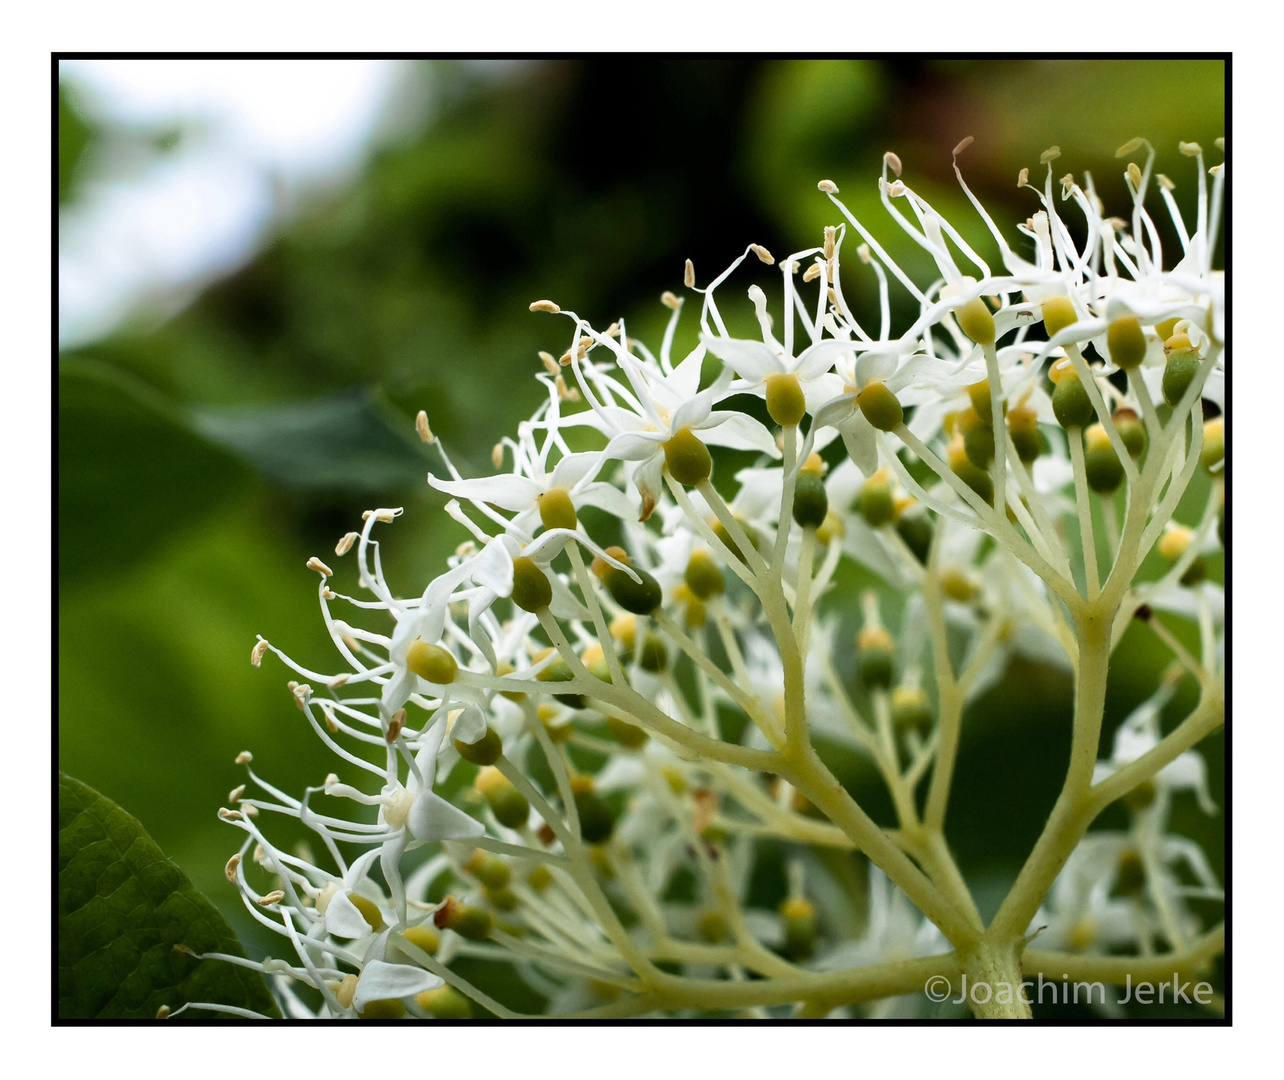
{"left": 57, "top": 58, "right": 1225, "bottom": 1016}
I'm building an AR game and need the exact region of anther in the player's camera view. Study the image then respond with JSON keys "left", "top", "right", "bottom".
{"left": 817, "top": 179, "right": 839, "bottom": 194}
{"left": 250, "top": 640, "right": 269, "bottom": 667}
{"left": 335, "top": 532, "right": 358, "bottom": 555}
{"left": 750, "top": 243, "right": 774, "bottom": 264}
{"left": 415, "top": 410, "right": 433, "bottom": 442}
{"left": 307, "top": 557, "right": 333, "bottom": 577}
{"left": 684, "top": 259, "right": 696, "bottom": 288}
{"left": 529, "top": 300, "right": 560, "bottom": 313}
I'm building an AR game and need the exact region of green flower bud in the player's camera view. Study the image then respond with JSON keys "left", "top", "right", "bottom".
{"left": 510, "top": 556, "right": 553, "bottom": 613}
{"left": 1122, "top": 780, "right": 1156, "bottom": 814}
{"left": 947, "top": 439, "right": 993, "bottom": 505}
{"left": 857, "top": 627, "right": 895, "bottom": 689}
{"left": 956, "top": 297, "right": 995, "bottom": 345}
{"left": 1113, "top": 849, "right": 1146, "bottom": 897}
{"left": 1083, "top": 425, "right": 1124, "bottom": 494}
{"left": 463, "top": 850, "right": 511, "bottom": 890}
{"left": 402, "top": 924, "right": 441, "bottom": 956}
{"left": 348, "top": 892, "right": 384, "bottom": 931}
{"left": 1107, "top": 315, "right": 1147, "bottom": 369}
{"left": 792, "top": 470, "right": 829, "bottom": 529}
{"left": 856, "top": 381, "right": 903, "bottom": 431}
{"left": 765, "top": 371, "right": 807, "bottom": 427}
{"left": 1113, "top": 408, "right": 1147, "bottom": 459}
{"left": 572, "top": 782, "right": 616, "bottom": 844}
{"left": 536, "top": 487, "right": 577, "bottom": 532}
{"left": 684, "top": 549, "right": 725, "bottom": 599}
{"left": 536, "top": 652, "right": 586, "bottom": 709}
{"left": 605, "top": 715, "right": 648, "bottom": 748}
{"left": 959, "top": 408, "right": 995, "bottom": 468}
{"left": 605, "top": 561, "right": 663, "bottom": 616}
{"left": 476, "top": 768, "right": 530, "bottom": 829}
{"left": 416, "top": 985, "right": 472, "bottom": 1020}
{"left": 663, "top": 426, "right": 713, "bottom": 485}
{"left": 528, "top": 865, "right": 553, "bottom": 891}
{"left": 1201, "top": 417, "right": 1224, "bottom": 475}
{"left": 1041, "top": 296, "right": 1079, "bottom": 338}
{"left": 486, "top": 885, "right": 519, "bottom": 912}
{"left": 406, "top": 640, "right": 458, "bottom": 684}
{"left": 858, "top": 472, "right": 896, "bottom": 528}
{"left": 454, "top": 725, "right": 502, "bottom": 766}
{"left": 697, "top": 909, "right": 729, "bottom": 944}
{"left": 638, "top": 634, "right": 668, "bottom": 672}
{"left": 780, "top": 897, "right": 817, "bottom": 961}
{"left": 890, "top": 685, "right": 933, "bottom": 734}
{"left": 434, "top": 896, "right": 493, "bottom": 941}
{"left": 1162, "top": 349, "right": 1200, "bottom": 407}
{"left": 1051, "top": 370, "right": 1094, "bottom": 429}
{"left": 895, "top": 511, "right": 933, "bottom": 564}
{"left": 1007, "top": 407, "right": 1043, "bottom": 464}
{"left": 359, "top": 997, "right": 406, "bottom": 1020}
{"left": 966, "top": 378, "right": 995, "bottom": 423}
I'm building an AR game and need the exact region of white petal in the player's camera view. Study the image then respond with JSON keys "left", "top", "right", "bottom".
{"left": 428, "top": 473, "right": 542, "bottom": 512}
{"left": 838, "top": 412, "right": 878, "bottom": 475}
{"left": 698, "top": 412, "right": 780, "bottom": 456}
{"left": 408, "top": 791, "right": 485, "bottom": 842}
{"left": 551, "top": 451, "right": 607, "bottom": 491}
{"left": 471, "top": 536, "right": 515, "bottom": 596}
{"left": 603, "top": 431, "right": 664, "bottom": 462}
{"left": 795, "top": 339, "right": 857, "bottom": 380}
{"left": 574, "top": 481, "right": 638, "bottom": 521}
{"left": 701, "top": 335, "right": 785, "bottom": 382}
{"left": 325, "top": 892, "right": 378, "bottom": 939}
{"left": 352, "top": 960, "right": 442, "bottom": 1012}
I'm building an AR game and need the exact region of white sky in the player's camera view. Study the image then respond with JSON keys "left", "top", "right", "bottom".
{"left": 57, "top": 59, "right": 419, "bottom": 347}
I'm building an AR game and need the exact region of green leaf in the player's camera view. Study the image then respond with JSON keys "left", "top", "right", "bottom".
{"left": 58, "top": 773, "right": 280, "bottom": 1019}
{"left": 58, "top": 358, "right": 253, "bottom": 591}
{"left": 188, "top": 388, "right": 428, "bottom": 490}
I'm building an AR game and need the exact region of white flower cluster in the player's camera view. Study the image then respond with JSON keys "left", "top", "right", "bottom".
{"left": 194, "top": 137, "right": 1224, "bottom": 1020}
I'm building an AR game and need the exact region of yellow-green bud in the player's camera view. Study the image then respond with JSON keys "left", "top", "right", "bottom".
{"left": 511, "top": 556, "right": 553, "bottom": 613}
{"left": 765, "top": 371, "right": 807, "bottom": 427}
{"left": 416, "top": 985, "right": 472, "bottom": 1019}
{"left": 947, "top": 438, "right": 994, "bottom": 506}
{"left": 486, "top": 885, "right": 519, "bottom": 911}
{"left": 1107, "top": 315, "right": 1147, "bottom": 369}
{"left": 604, "top": 559, "right": 663, "bottom": 616}
{"left": 858, "top": 472, "right": 896, "bottom": 527}
{"left": 571, "top": 778, "right": 616, "bottom": 844}
{"left": 536, "top": 487, "right": 577, "bottom": 532}
{"left": 890, "top": 685, "right": 933, "bottom": 733}
{"left": 939, "top": 567, "right": 975, "bottom": 602}
{"left": 1041, "top": 296, "right": 1078, "bottom": 338}
{"left": 959, "top": 408, "right": 995, "bottom": 468}
{"left": 349, "top": 892, "right": 384, "bottom": 931}
{"left": 1114, "top": 849, "right": 1146, "bottom": 897}
{"left": 455, "top": 725, "right": 502, "bottom": 767}
{"left": 359, "top": 997, "right": 406, "bottom": 1020}
{"left": 780, "top": 897, "right": 817, "bottom": 961}
{"left": 1154, "top": 317, "right": 1180, "bottom": 342}
{"left": 476, "top": 768, "right": 530, "bottom": 829}
{"left": 528, "top": 864, "right": 553, "bottom": 891}
{"left": 536, "top": 651, "right": 586, "bottom": 709}
{"left": 605, "top": 715, "right": 648, "bottom": 748}
{"left": 966, "top": 378, "right": 995, "bottom": 423}
{"left": 1007, "top": 407, "right": 1043, "bottom": 464}
{"left": 638, "top": 634, "right": 668, "bottom": 672}
{"left": 406, "top": 640, "right": 458, "bottom": 684}
{"left": 434, "top": 896, "right": 493, "bottom": 941}
{"left": 896, "top": 511, "right": 932, "bottom": 564}
{"left": 1113, "top": 408, "right": 1147, "bottom": 459}
{"left": 684, "top": 549, "right": 725, "bottom": 599}
{"left": 956, "top": 297, "right": 995, "bottom": 345}
{"left": 662, "top": 426, "right": 713, "bottom": 485}
{"left": 463, "top": 850, "right": 511, "bottom": 889}
{"left": 1051, "top": 370, "right": 1094, "bottom": 429}
{"left": 856, "top": 382, "right": 903, "bottom": 431}
{"left": 1201, "top": 417, "right": 1224, "bottom": 475}
{"left": 1162, "top": 348, "right": 1200, "bottom": 407}
{"left": 402, "top": 924, "right": 440, "bottom": 956}
{"left": 857, "top": 627, "right": 895, "bottom": 689}
{"left": 697, "top": 910, "right": 729, "bottom": 944}
{"left": 1122, "top": 780, "right": 1156, "bottom": 814}
{"left": 816, "top": 509, "right": 846, "bottom": 545}
{"left": 792, "top": 470, "right": 829, "bottom": 529}
{"left": 1083, "top": 424, "right": 1124, "bottom": 494}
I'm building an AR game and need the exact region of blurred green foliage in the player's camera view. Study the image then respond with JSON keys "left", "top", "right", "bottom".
{"left": 58, "top": 59, "right": 1225, "bottom": 1014}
